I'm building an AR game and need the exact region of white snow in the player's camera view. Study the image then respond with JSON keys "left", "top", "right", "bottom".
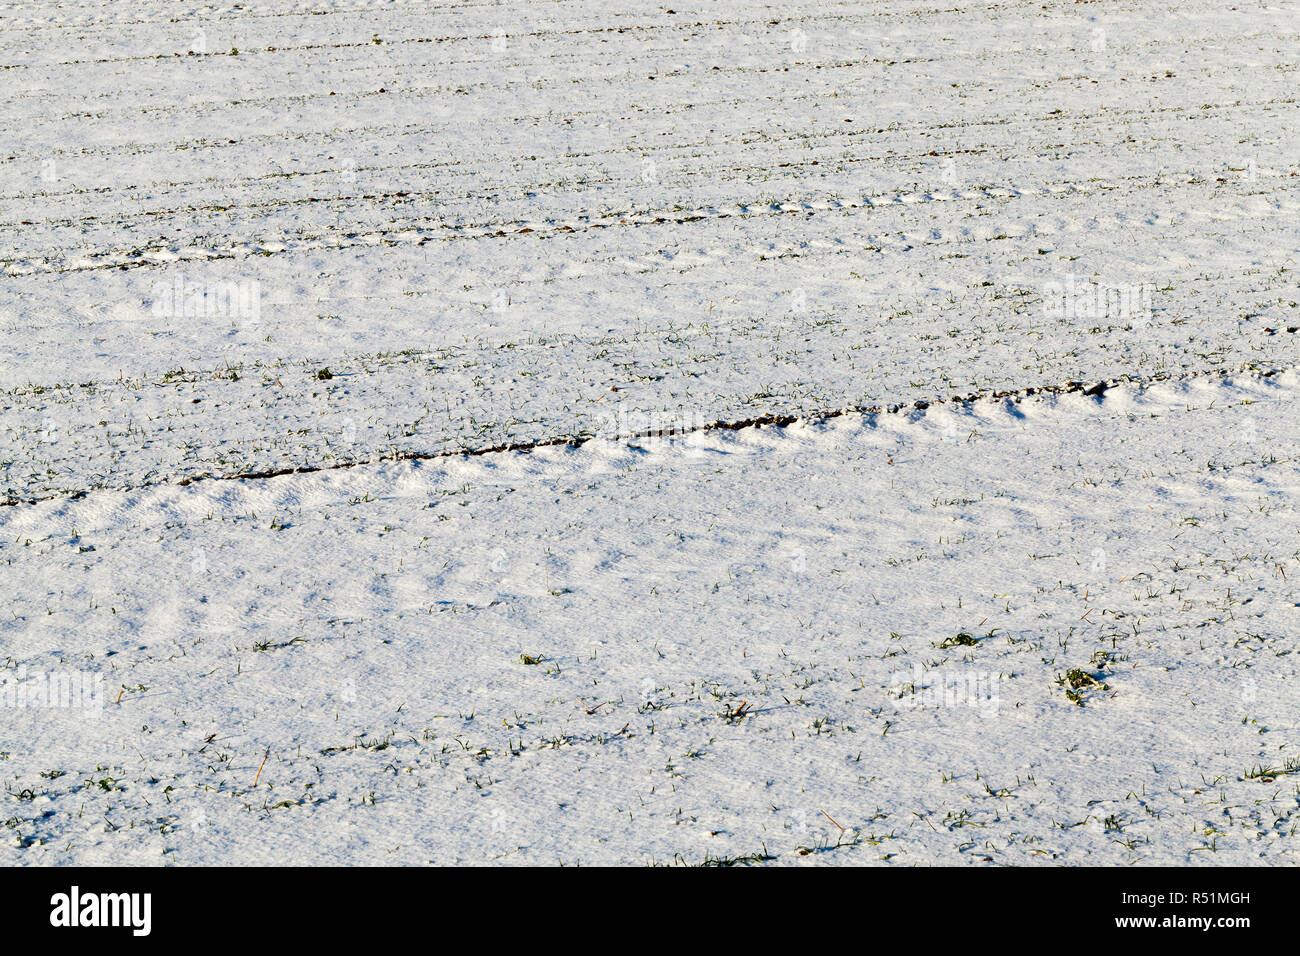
{"left": 0, "top": 0, "right": 1297, "bottom": 864}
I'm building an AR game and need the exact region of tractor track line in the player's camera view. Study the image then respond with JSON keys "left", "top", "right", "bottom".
{"left": 1, "top": 362, "right": 1286, "bottom": 511}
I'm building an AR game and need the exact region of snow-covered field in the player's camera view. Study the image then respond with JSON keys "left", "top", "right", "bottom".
{"left": 1, "top": 0, "right": 1297, "bottom": 864}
